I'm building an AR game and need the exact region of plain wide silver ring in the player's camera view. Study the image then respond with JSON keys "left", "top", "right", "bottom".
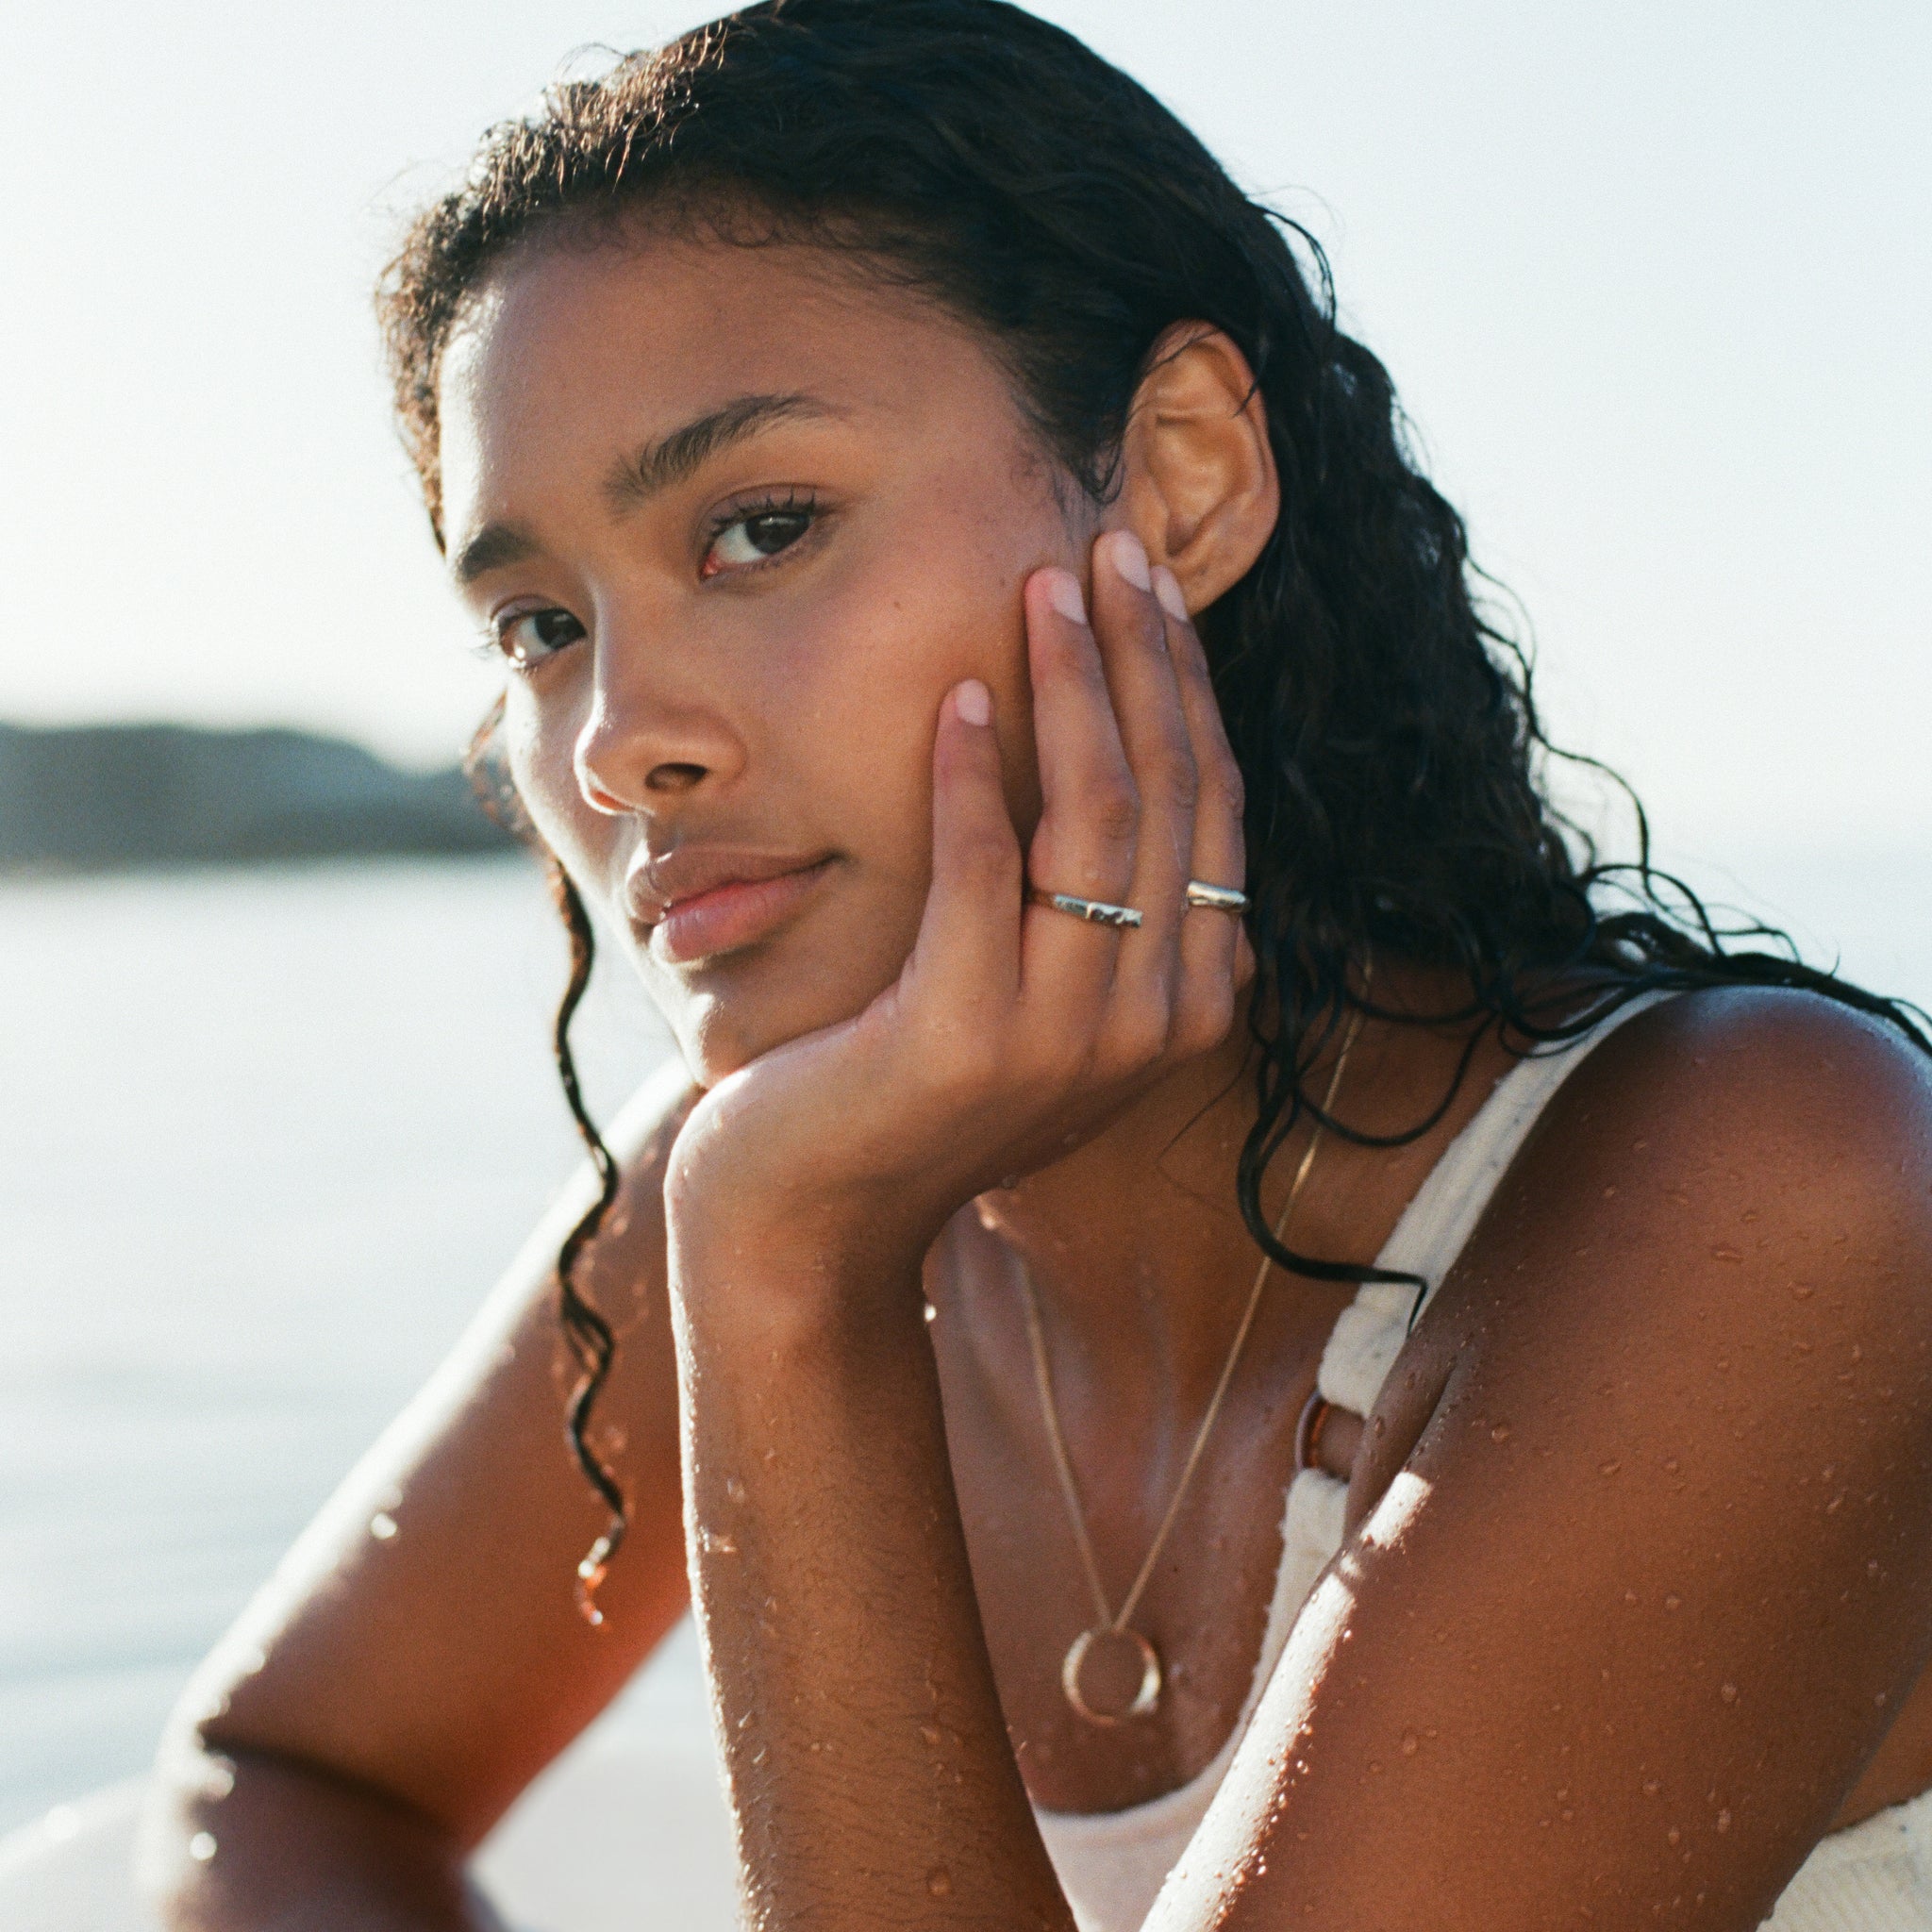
{"left": 1185, "top": 879, "right": 1250, "bottom": 913}
{"left": 1028, "top": 889, "right": 1143, "bottom": 929}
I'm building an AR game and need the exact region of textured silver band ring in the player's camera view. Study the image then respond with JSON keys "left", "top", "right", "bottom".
{"left": 1028, "top": 888, "right": 1143, "bottom": 929}
{"left": 1185, "top": 880, "right": 1249, "bottom": 913}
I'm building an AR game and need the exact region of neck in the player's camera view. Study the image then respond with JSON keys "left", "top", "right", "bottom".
{"left": 945, "top": 961, "right": 1502, "bottom": 1421}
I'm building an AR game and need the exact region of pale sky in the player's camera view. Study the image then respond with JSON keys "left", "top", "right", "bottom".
{"left": 3, "top": 1, "right": 1927, "bottom": 863}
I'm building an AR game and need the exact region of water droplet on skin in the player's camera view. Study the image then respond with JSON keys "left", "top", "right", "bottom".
{"left": 924, "top": 1303, "right": 938, "bottom": 1324}
{"left": 1491, "top": 1424, "right": 1512, "bottom": 1443}
{"left": 926, "top": 1867, "right": 955, "bottom": 1898}
{"left": 1665, "top": 1594, "right": 1682, "bottom": 1611}
{"left": 1561, "top": 1807, "right": 1574, "bottom": 1822}
{"left": 1791, "top": 1283, "right": 1815, "bottom": 1300}
{"left": 1721, "top": 1683, "right": 1738, "bottom": 1704}
{"left": 1624, "top": 1591, "right": 1639, "bottom": 1606}
{"left": 1711, "top": 1244, "right": 1743, "bottom": 1263}
{"left": 1401, "top": 1732, "right": 1419, "bottom": 1756}
{"left": 1662, "top": 1457, "right": 1680, "bottom": 1474}
{"left": 920, "top": 1724, "right": 941, "bottom": 1747}
{"left": 575, "top": 1535, "right": 614, "bottom": 1627}
{"left": 1869, "top": 1561, "right": 1882, "bottom": 1578}
{"left": 1717, "top": 1809, "right": 1732, "bottom": 1833}
{"left": 188, "top": 1832, "right": 217, "bottom": 1862}
{"left": 368, "top": 1512, "right": 398, "bottom": 1541}
{"left": 700, "top": 1527, "right": 739, "bottom": 1556}
{"left": 1876, "top": 1691, "right": 1890, "bottom": 1707}
{"left": 725, "top": 1477, "right": 747, "bottom": 1504}
{"left": 1668, "top": 1827, "right": 1682, "bottom": 1846}
{"left": 1599, "top": 1460, "right": 1622, "bottom": 1477}
{"left": 1643, "top": 1780, "right": 1660, "bottom": 1797}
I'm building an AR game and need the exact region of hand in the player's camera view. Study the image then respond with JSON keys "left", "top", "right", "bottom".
{"left": 665, "top": 528, "right": 1252, "bottom": 1291}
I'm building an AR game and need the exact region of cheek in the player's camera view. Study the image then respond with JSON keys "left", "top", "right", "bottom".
{"left": 786, "top": 500, "right": 1047, "bottom": 842}
{"left": 499, "top": 674, "right": 604, "bottom": 874}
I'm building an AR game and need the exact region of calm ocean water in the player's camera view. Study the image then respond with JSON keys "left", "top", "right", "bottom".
{"left": 2, "top": 847, "right": 1928, "bottom": 1834}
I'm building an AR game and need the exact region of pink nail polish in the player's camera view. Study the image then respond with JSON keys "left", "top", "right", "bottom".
{"left": 1044, "top": 570, "right": 1087, "bottom": 624}
{"left": 1154, "top": 566, "right": 1190, "bottom": 622}
{"left": 954, "top": 678, "right": 992, "bottom": 725}
{"left": 1108, "top": 530, "right": 1152, "bottom": 591}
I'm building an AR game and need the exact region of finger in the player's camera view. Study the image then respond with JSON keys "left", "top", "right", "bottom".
{"left": 900, "top": 680, "right": 1023, "bottom": 1041}
{"left": 1020, "top": 567, "right": 1140, "bottom": 1022}
{"left": 1085, "top": 530, "right": 1197, "bottom": 1067}
{"left": 1154, "top": 563, "right": 1249, "bottom": 1055}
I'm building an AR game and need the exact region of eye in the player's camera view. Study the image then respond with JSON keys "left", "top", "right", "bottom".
{"left": 701, "top": 496, "right": 820, "bottom": 580}
{"left": 490, "top": 607, "right": 585, "bottom": 671}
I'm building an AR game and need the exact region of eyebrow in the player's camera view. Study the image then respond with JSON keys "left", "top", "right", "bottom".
{"left": 450, "top": 521, "right": 541, "bottom": 589}
{"left": 601, "top": 391, "right": 844, "bottom": 513}
{"left": 450, "top": 391, "right": 844, "bottom": 590}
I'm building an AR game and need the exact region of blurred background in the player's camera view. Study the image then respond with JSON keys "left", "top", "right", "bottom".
{"left": 2, "top": 0, "right": 1928, "bottom": 1843}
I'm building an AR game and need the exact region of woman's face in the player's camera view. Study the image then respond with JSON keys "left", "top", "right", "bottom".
{"left": 438, "top": 225, "right": 1091, "bottom": 1084}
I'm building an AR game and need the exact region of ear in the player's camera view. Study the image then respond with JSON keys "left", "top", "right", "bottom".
{"left": 1113, "top": 324, "right": 1279, "bottom": 614}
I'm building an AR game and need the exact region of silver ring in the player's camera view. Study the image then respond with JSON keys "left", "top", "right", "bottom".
{"left": 1028, "top": 889, "right": 1143, "bottom": 929}
{"left": 1185, "top": 880, "right": 1249, "bottom": 913}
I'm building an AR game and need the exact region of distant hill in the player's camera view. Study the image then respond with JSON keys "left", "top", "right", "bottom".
{"left": 0, "top": 721, "right": 517, "bottom": 870}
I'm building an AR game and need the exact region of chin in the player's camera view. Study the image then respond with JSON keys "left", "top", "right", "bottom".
{"left": 639, "top": 950, "right": 891, "bottom": 1091}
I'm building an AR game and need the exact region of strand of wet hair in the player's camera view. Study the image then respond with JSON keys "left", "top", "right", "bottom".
{"left": 546, "top": 858, "right": 629, "bottom": 1625}
{"left": 460, "top": 705, "right": 630, "bottom": 1619}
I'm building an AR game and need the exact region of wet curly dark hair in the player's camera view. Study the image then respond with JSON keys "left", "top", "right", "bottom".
{"left": 377, "top": 0, "right": 1928, "bottom": 1600}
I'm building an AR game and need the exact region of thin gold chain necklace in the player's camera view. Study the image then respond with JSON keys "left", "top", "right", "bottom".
{"left": 1019, "top": 995, "right": 1367, "bottom": 1727}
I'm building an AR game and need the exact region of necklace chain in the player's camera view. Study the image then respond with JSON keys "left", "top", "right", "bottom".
{"left": 1019, "top": 986, "right": 1369, "bottom": 1701}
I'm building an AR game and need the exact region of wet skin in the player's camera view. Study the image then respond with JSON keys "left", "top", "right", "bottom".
{"left": 146, "top": 226, "right": 1932, "bottom": 1931}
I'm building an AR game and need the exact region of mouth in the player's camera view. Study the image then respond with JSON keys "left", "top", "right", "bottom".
{"left": 628, "top": 850, "right": 838, "bottom": 966}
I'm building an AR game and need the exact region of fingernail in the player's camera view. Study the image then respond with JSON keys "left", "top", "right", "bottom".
{"left": 1153, "top": 565, "right": 1190, "bottom": 622}
{"left": 1042, "top": 569, "right": 1087, "bottom": 624}
{"left": 953, "top": 678, "right": 992, "bottom": 726}
{"left": 1107, "top": 530, "right": 1152, "bottom": 591}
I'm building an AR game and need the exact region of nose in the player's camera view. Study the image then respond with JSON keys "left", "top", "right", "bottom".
{"left": 573, "top": 623, "right": 745, "bottom": 816}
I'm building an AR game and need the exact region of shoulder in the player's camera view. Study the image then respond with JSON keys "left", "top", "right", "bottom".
{"left": 1357, "top": 987, "right": 1932, "bottom": 1511}
{"left": 1474, "top": 985, "right": 1932, "bottom": 1329}
{"left": 1507, "top": 986, "right": 1932, "bottom": 1307}
{"left": 1540, "top": 983, "right": 1932, "bottom": 1179}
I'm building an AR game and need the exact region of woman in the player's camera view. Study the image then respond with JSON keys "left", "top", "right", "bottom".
{"left": 143, "top": 3, "right": 1932, "bottom": 1926}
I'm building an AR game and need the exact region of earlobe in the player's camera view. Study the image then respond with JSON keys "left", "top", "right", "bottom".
{"left": 1117, "top": 324, "right": 1280, "bottom": 615}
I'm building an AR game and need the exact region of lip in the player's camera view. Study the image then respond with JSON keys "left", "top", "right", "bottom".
{"left": 626, "top": 847, "right": 837, "bottom": 965}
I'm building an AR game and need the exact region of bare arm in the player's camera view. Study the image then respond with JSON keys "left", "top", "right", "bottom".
{"left": 1157, "top": 991, "right": 1932, "bottom": 1927}
{"left": 142, "top": 1058, "right": 697, "bottom": 1930}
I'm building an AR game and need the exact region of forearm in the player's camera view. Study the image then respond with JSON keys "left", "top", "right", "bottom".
{"left": 142, "top": 1744, "right": 509, "bottom": 1932}
{"left": 676, "top": 1245, "right": 1073, "bottom": 1930}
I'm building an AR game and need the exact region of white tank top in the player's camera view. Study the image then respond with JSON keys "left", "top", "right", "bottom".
{"left": 1026, "top": 995, "right": 1932, "bottom": 1931}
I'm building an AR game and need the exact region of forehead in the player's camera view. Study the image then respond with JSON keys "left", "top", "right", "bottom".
{"left": 436, "top": 227, "right": 1024, "bottom": 525}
